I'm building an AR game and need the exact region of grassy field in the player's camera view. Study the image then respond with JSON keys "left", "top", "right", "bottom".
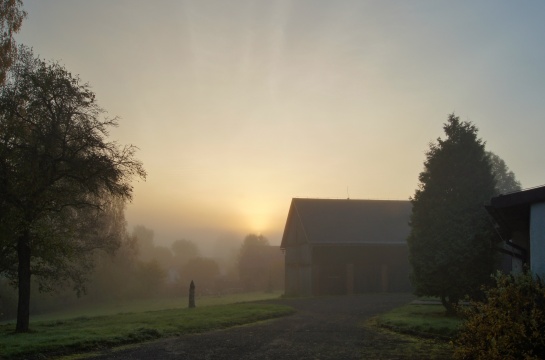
{"left": 8, "top": 291, "right": 285, "bottom": 323}
{"left": 0, "top": 292, "right": 293, "bottom": 359}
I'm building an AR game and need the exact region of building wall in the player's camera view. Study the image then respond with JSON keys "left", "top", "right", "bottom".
{"left": 311, "top": 245, "right": 412, "bottom": 295}
{"left": 530, "top": 202, "right": 545, "bottom": 277}
{"left": 283, "top": 215, "right": 313, "bottom": 296}
{"left": 284, "top": 244, "right": 312, "bottom": 296}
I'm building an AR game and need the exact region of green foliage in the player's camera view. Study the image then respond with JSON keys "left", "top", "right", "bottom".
{"left": 486, "top": 151, "right": 522, "bottom": 195}
{"left": 454, "top": 272, "right": 545, "bottom": 360}
{"left": 408, "top": 113, "right": 498, "bottom": 314}
{"left": 0, "top": 1, "right": 26, "bottom": 84}
{"left": 0, "top": 47, "right": 145, "bottom": 331}
{"left": 0, "top": 302, "right": 294, "bottom": 359}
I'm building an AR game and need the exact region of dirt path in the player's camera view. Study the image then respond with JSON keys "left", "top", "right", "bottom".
{"left": 88, "top": 293, "right": 416, "bottom": 360}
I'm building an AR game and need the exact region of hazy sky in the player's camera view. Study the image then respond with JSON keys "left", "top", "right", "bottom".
{"left": 16, "top": 1, "right": 545, "bottom": 246}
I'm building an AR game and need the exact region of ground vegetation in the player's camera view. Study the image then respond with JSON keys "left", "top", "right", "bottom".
{"left": 454, "top": 272, "right": 545, "bottom": 360}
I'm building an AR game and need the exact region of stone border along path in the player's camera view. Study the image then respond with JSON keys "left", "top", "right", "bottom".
{"left": 86, "top": 293, "right": 416, "bottom": 360}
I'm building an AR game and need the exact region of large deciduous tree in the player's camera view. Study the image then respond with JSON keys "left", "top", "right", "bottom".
{"left": 0, "top": 47, "right": 146, "bottom": 332}
{"left": 407, "top": 113, "right": 497, "bottom": 314}
{"left": 0, "top": 0, "right": 26, "bottom": 84}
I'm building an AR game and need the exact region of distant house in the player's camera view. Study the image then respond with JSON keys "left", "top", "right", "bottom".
{"left": 280, "top": 198, "right": 413, "bottom": 296}
{"left": 486, "top": 185, "right": 545, "bottom": 276}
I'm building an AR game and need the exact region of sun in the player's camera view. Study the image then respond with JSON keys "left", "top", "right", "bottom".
{"left": 234, "top": 198, "right": 280, "bottom": 236}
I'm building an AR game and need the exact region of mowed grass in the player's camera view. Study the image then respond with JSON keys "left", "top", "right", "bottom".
{"left": 365, "top": 301, "right": 464, "bottom": 359}
{"left": 0, "top": 292, "right": 293, "bottom": 359}
{"left": 362, "top": 317, "right": 454, "bottom": 360}
{"left": 377, "top": 302, "right": 463, "bottom": 339}
{"left": 17, "top": 291, "right": 285, "bottom": 323}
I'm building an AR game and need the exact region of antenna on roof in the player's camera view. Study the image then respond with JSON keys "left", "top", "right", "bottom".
{"left": 347, "top": 186, "right": 350, "bottom": 200}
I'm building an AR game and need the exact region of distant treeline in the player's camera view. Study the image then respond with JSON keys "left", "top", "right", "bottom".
{"left": 0, "top": 229, "right": 283, "bottom": 320}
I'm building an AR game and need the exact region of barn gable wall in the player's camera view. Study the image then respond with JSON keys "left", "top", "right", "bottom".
{"left": 284, "top": 207, "right": 312, "bottom": 296}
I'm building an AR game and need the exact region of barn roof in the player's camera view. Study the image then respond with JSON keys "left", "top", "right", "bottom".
{"left": 280, "top": 198, "right": 411, "bottom": 248}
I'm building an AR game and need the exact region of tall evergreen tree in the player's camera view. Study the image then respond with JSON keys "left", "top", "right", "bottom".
{"left": 408, "top": 113, "right": 497, "bottom": 314}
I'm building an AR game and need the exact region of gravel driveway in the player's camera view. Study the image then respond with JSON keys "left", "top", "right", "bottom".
{"left": 88, "top": 293, "right": 415, "bottom": 360}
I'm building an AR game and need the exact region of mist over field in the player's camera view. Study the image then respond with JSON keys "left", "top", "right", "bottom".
{"left": 2, "top": 4, "right": 545, "bottom": 356}
{"left": 13, "top": 1, "right": 545, "bottom": 248}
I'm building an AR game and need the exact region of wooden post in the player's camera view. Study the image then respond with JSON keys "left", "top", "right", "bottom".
{"left": 188, "top": 280, "right": 196, "bottom": 308}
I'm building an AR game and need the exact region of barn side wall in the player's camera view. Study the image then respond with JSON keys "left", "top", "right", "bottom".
{"left": 311, "top": 245, "right": 412, "bottom": 295}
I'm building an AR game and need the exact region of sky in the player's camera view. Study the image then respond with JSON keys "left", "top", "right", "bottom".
{"left": 15, "top": 1, "right": 545, "bottom": 248}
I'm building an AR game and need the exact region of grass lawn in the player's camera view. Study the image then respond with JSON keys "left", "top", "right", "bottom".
{"left": 0, "top": 292, "right": 293, "bottom": 359}
{"left": 366, "top": 300, "right": 465, "bottom": 359}
{"left": 11, "top": 291, "right": 285, "bottom": 323}
{"left": 362, "top": 317, "right": 454, "bottom": 360}
{"left": 377, "top": 301, "right": 463, "bottom": 339}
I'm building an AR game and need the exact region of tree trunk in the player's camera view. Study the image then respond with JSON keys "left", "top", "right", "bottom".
{"left": 16, "top": 233, "right": 31, "bottom": 333}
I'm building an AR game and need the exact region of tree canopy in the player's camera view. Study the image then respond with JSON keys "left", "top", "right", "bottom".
{"left": 407, "top": 113, "right": 498, "bottom": 314}
{"left": 238, "top": 234, "right": 283, "bottom": 291}
{"left": 171, "top": 238, "right": 200, "bottom": 264}
{"left": 181, "top": 257, "right": 220, "bottom": 292}
{"left": 0, "top": 0, "right": 26, "bottom": 84}
{"left": 487, "top": 151, "right": 522, "bottom": 195}
{"left": 0, "top": 47, "right": 145, "bottom": 332}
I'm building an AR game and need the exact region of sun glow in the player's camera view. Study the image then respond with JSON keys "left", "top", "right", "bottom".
{"left": 19, "top": 1, "right": 545, "bottom": 251}
{"left": 234, "top": 197, "right": 285, "bottom": 236}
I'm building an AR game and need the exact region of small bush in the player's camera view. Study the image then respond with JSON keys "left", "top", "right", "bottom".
{"left": 454, "top": 271, "right": 545, "bottom": 360}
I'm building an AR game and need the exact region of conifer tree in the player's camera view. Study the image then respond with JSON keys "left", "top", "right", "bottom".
{"left": 408, "top": 113, "right": 497, "bottom": 314}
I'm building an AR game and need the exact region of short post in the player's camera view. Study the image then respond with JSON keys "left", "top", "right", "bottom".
{"left": 188, "top": 280, "right": 196, "bottom": 308}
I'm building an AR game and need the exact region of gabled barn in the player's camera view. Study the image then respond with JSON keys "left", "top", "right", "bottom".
{"left": 280, "top": 198, "right": 413, "bottom": 296}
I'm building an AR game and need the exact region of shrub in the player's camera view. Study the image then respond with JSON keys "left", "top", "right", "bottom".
{"left": 454, "top": 271, "right": 545, "bottom": 360}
